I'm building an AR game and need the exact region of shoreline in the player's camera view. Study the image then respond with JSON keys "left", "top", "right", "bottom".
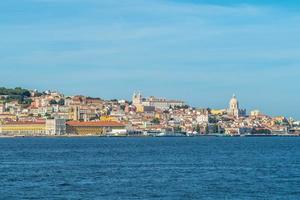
{"left": 0, "top": 134, "right": 299, "bottom": 138}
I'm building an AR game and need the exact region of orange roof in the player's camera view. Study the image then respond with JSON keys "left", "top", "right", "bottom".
{"left": 66, "top": 121, "right": 124, "bottom": 127}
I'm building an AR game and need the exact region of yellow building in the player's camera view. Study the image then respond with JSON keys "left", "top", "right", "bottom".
{"left": 154, "top": 113, "right": 162, "bottom": 119}
{"left": 0, "top": 114, "right": 17, "bottom": 121}
{"left": 136, "top": 105, "right": 155, "bottom": 113}
{"left": 66, "top": 121, "right": 126, "bottom": 135}
{"left": 100, "top": 116, "right": 118, "bottom": 122}
{"left": 211, "top": 109, "right": 226, "bottom": 115}
{"left": 136, "top": 104, "right": 144, "bottom": 113}
{"left": 0, "top": 121, "right": 46, "bottom": 136}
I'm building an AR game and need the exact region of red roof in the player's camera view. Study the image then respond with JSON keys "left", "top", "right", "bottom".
{"left": 66, "top": 121, "right": 124, "bottom": 127}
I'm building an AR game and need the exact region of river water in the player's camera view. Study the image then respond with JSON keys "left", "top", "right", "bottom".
{"left": 0, "top": 137, "right": 299, "bottom": 199}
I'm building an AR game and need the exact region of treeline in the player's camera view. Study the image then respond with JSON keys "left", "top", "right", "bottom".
{"left": 0, "top": 87, "right": 32, "bottom": 106}
{"left": 0, "top": 87, "right": 31, "bottom": 97}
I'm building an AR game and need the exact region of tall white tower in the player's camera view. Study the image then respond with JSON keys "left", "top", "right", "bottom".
{"left": 228, "top": 94, "right": 240, "bottom": 117}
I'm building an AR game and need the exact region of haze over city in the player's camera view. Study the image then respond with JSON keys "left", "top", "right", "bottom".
{"left": 1, "top": 0, "right": 299, "bottom": 118}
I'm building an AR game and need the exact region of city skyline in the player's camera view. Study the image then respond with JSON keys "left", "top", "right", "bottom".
{"left": 1, "top": 0, "right": 300, "bottom": 118}
{"left": 1, "top": 1, "right": 300, "bottom": 200}
{"left": 0, "top": 86, "right": 297, "bottom": 120}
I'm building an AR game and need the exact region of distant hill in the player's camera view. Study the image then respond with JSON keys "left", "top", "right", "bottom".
{"left": 0, "top": 87, "right": 32, "bottom": 106}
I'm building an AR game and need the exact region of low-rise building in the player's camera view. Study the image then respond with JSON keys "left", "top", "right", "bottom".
{"left": 66, "top": 121, "right": 126, "bottom": 135}
{"left": 46, "top": 119, "right": 66, "bottom": 135}
{"left": 0, "top": 121, "right": 46, "bottom": 136}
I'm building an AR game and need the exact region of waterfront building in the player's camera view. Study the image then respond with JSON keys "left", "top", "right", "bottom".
{"left": 46, "top": 119, "right": 66, "bottom": 135}
{"left": 0, "top": 121, "right": 46, "bottom": 136}
{"left": 227, "top": 95, "right": 246, "bottom": 118}
{"left": 224, "top": 127, "right": 253, "bottom": 135}
{"left": 66, "top": 121, "right": 126, "bottom": 135}
{"left": 293, "top": 121, "right": 300, "bottom": 126}
{"left": 289, "top": 127, "right": 300, "bottom": 134}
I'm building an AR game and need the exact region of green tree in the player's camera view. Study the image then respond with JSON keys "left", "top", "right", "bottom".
{"left": 151, "top": 118, "right": 160, "bottom": 124}
{"left": 194, "top": 124, "right": 201, "bottom": 133}
{"left": 49, "top": 99, "right": 57, "bottom": 105}
{"left": 57, "top": 99, "right": 65, "bottom": 106}
{"left": 21, "top": 98, "right": 32, "bottom": 107}
{"left": 173, "top": 126, "right": 182, "bottom": 132}
{"left": 23, "top": 91, "right": 31, "bottom": 97}
{"left": 120, "top": 105, "right": 126, "bottom": 111}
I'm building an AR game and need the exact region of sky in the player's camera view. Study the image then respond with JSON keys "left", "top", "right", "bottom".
{"left": 0, "top": 0, "right": 300, "bottom": 119}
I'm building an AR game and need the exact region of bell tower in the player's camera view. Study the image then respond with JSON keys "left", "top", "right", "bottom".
{"left": 132, "top": 92, "right": 142, "bottom": 106}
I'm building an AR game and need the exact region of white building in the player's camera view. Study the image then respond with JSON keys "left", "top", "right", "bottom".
{"left": 132, "top": 92, "right": 142, "bottom": 106}
{"left": 132, "top": 92, "right": 184, "bottom": 110}
{"left": 227, "top": 95, "right": 246, "bottom": 118}
{"left": 46, "top": 119, "right": 66, "bottom": 135}
{"left": 196, "top": 114, "right": 209, "bottom": 124}
{"left": 250, "top": 110, "right": 262, "bottom": 117}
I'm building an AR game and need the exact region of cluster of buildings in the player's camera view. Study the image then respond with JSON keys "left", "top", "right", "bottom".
{"left": 0, "top": 88, "right": 299, "bottom": 137}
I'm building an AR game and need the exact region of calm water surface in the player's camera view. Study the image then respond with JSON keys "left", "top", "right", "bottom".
{"left": 0, "top": 137, "right": 300, "bottom": 200}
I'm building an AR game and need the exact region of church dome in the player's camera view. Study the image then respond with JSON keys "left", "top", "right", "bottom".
{"left": 229, "top": 94, "right": 239, "bottom": 109}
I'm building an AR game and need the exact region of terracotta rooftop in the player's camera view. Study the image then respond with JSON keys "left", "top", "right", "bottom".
{"left": 66, "top": 121, "right": 125, "bottom": 127}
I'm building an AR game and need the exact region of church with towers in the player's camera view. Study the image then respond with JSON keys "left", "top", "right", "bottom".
{"left": 132, "top": 92, "right": 143, "bottom": 106}
{"left": 227, "top": 94, "right": 246, "bottom": 118}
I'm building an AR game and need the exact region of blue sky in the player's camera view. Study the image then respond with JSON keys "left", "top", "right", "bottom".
{"left": 0, "top": 0, "right": 300, "bottom": 118}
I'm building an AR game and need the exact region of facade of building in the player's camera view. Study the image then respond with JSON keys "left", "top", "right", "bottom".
{"left": 70, "top": 106, "right": 98, "bottom": 121}
{"left": 196, "top": 114, "right": 209, "bottom": 124}
{"left": 66, "top": 121, "right": 126, "bottom": 135}
{"left": 225, "top": 127, "right": 252, "bottom": 135}
{"left": 0, "top": 121, "right": 46, "bottom": 136}
{"left": 250, "top": 110, "right": 262, "bottom": 117}
{"left": 211, "top": 109, "right": 226, "bottom": 115}
{"left": 136, "top": 104, "right": 155, "bottom": 113}
{"left": 132, "top": 92, "right": 184, "bottom": 110}
{"left": 227, "top": 95, "right": 246, "bottom": 118}
{"left": 46, "top": 119, "right": 66, "bottom": 135}
{"left": 132, "top": 92, "right": 143, "bottom": 106}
